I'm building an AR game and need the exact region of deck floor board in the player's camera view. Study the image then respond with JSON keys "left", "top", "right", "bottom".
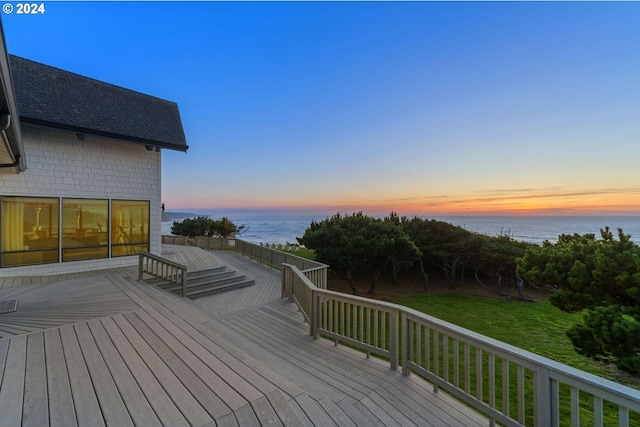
{"left": 88, "top": 318, "right": 162, "bottom": 427}
{"left": 23, "top": 333, "right": 48, "bottom": 427}
{"left": 0, "top": 245, "right": 489, "bottom": 426}
{"left": 0, "top": 334, "right": 26, "bottom": 426}
{"left": 44, "top": 328, "right": 77, "bottom": 427}
{"left": 100, "top": 316, "right": 190, "bottom": 427}
{"left": 59, "top": 324, "right": 105, "bottom": 427}
{"left": 112, "top": 313, "right": 212, "bottom": 427}
{"left": 74, "top": 321, "right": 135, "bottom": 427}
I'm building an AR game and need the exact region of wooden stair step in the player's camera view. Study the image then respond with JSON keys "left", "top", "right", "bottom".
{"left": 142, "top": 265, "right": 256, "bottom": 299}
{"left": 143, "top": 266, "right": 227, "bottom": 286}
{"left": 184, "top": 279, "right": 256, "bottom": 299}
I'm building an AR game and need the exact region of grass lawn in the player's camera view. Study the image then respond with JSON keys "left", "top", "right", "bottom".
{"left": 287, "top": 246, "right": 316, "bottom": 260}
{"left": 393, "top": 292, "right": 640, "bottom": 389}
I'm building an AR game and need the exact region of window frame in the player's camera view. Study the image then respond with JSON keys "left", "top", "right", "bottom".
{"left": 0, "top": 196, "right": 152, "bottom": 268}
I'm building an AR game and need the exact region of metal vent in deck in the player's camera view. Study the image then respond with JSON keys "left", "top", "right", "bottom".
{"left": 0, "top": 299, "right": 18, "bottom": 314}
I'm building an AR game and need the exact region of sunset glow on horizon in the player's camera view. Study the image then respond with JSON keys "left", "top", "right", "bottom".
{"left": 4, "top": 2, "right": 639, "bottom": 216}
{"left": 166, "top": 184, "right": 640, "bottom": 217}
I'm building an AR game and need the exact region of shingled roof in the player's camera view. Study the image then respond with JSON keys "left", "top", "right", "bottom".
{"left": 9, "top": 55, "right": 187, "bottom": 152}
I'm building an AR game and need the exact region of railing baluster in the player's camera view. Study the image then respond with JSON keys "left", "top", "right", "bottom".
{"left": 443, "top": 334, "right": 449, "bottom": 382}
{"left": 502, "top": 359, "right": 510, "bottom": 417}
{"left": 453, "top": 339, "right": 459, "bottom": 387}
{"left": 346, "top": 302, "right": 351, "bottom": 339}
{"left": 488, "top": 353, "right": 495, "bottom": 412}
{"left": 570, "top": 386, "right": 580, "bottom": 427}
{"left": 366, "top": 307, "right": 371, "bottom": 350}
{"left": 619, "top": 406, "right": 629, "bottom": 427}
{"left": 425, "top": 326, "right": 431, "bottom": 373}
{"left": 551, "top": 378, "right": 559, "bottom": 427}
{"left": 464, "top": 343, "right": 471, "bottom": 394}
{"left": 593, "top": 396, "right": 603, "bottom": 427}
{"left": 402, "top": 315, "right": 410, "bottom": 376}
{"left": 359, "top": 305, "right": 364, "bottom": 343}
{"left": 389, "top": 309, "right": 397, "bottom": 371}
{"left": 339, "top": 300, "right": 344, "bottom": 337}
{"left": 434, "top": 331, "right": 440, "bottom": 379}
{"left": 374, "top": 310, "right": 379, "bottom": 348}
{"left": 333, "top": 299, "right": 338, "bottom": 345}
{"left": 476, "top": 348, "right": 483, "bottom": 401}
{"left": 416, "top": 322, "right": 422, "bottom": 367}
{"left": 517, "top": 365, "right": 525, "bottom": 424}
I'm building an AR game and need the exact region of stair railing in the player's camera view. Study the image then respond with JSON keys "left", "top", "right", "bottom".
{"left": 138, "top": 250, "right": 188, "bottom": 296}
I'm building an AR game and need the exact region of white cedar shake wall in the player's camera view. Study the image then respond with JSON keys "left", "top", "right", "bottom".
{"left": 0, "top": 125, "right": 162, "bottom": 276}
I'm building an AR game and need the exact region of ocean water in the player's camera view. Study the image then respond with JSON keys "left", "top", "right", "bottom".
{"left": 161, "top": 210, "right": 640, "bottom": 246}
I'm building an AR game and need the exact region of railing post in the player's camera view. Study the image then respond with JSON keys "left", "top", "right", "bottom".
{"left": 401, "top": 312, "right": 410, "bottom": 376}
{"left": 181, "top": 268, "right": 187, "bottom": 297}
{"left": 390, "top": 308, "right": 399, "bottom": 371}
{"left": 534, "top": 367, "right": 552, "bottom": 427}
{"left": 312, "top": 290, "right": 320, "bottom": 339}
{"left": 138, "top": 252, "right": 144, "bottom": 280}
{"left": 288, "top": 274, "right": 295, "bottom": 304}
{"left": 281, "top": 265, "right": 287, "bottom": 299}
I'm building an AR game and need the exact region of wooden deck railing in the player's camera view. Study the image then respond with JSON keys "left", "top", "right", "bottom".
{"left": 162, "top": 235, "right": 234, "bottom": 250}
{"left": 236, "top": 239, "right": 328, "bottom": 289}
{"left": 160, "top": 235, "right": 328, "bottom": 288}
{"left": 281, "top": 263, "right": 640, "bottom": 427}
{"left": 138, "top": 250, "right": 188, "bottom": 296}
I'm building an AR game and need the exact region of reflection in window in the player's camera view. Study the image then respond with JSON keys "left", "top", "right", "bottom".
{"left": 1, "top": 196, "right": 59, "bottom": 267}
{"left": 62, "top": 198, "right": 109, "bottom": 262}
{"left": 1, "top": 197, "right": 151, "bottom": 267}
{"left": 111, "top": 200, "right": 149, "bottom": 257}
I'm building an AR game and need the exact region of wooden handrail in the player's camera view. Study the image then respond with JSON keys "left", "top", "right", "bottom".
{"left": 138, "top": 250, "right": 188, "bottom": 296}
{"left": 235, "top": 239, "right": 328, "bottom": 289}
{"left": 281, "top": 263, "right": 640, "bottom": 427}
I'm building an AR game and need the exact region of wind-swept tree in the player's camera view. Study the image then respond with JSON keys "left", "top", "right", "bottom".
{"left": 209, "top": 216, "right": 245, "bottom": 238}
{"left": 472, "top": 235, "right": 536, "bottom": 299}
{"left": 383, "top": 213, "right": 423, "bottom": 285}
{"left": 517, "top": 228, "right": 640, "bottom": 374}
{"left": 171, "top": 216, "right": 244, "bottom": 238}
{"left": 298, "top": 212, "right": 420, "bottom": 295}
{"left": 398, "top": 216, "right": 432, "bottom": 290}
{"left": 401, "top": 217, "right": 478, "bottom": 289}
{"left": 298, "top": 213, "right": 374, "bottom": 295}
{"left": 367, "top": 217, "right": 421, "bottom": 294}
{"left": 171, "top": 216, "right": 211, "bottom": 237}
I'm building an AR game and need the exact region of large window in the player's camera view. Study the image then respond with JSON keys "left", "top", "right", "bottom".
{"left": 0, "top": 197, "right": 151, "bottom": 267}
{"left": 62, "top": 198, "right": 109, "bottom": 262}
{"left": 111, "top": 200, "right": 150, "bottom": 257}
{"left": 0, "top": 196, "right": 60, "bottom": 267}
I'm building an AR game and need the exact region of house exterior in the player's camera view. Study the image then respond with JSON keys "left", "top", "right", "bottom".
{"left": 0, "top": 26, "right": 187, "bottom": 276}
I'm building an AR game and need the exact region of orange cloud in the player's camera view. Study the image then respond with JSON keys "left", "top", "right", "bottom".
{"left": 168, "top": 185, "right": 640, "bottom": 217}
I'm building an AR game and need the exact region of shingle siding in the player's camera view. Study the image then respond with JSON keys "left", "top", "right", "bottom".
{"left": 0, "top": 125, "right": 162, "bottom": 276}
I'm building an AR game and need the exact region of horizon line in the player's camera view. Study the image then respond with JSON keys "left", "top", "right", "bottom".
{"left": 163, "top": 206, "right": 640, "bottom": 217}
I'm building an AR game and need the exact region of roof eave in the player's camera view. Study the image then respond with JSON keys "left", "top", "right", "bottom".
{"left": 21, "top": 117, "right": 189, "bottom": 153}
{"left": 0, "top": 21, "right": 26, "bottom": 172}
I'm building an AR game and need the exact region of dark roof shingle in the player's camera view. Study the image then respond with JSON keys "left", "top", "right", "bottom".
{"left": 8, "top": 55, "right": 187, "bottom": 151}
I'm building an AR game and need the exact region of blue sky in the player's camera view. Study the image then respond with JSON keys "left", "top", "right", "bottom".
{"left": 3, "top": 2, "right": 640, "bottom": 215}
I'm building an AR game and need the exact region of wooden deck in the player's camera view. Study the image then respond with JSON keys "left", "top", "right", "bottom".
{"left": 0, "top": 245, "right": 488, "bottom": 426}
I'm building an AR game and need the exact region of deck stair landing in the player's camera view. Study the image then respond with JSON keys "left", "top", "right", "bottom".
{"left": 143, "top": 265, "right": 255, "bottom": 299}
